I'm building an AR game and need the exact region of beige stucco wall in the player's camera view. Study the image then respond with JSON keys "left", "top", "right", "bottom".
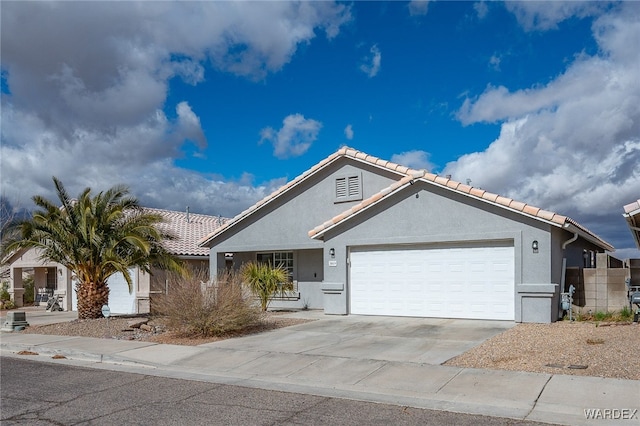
{"left": 6, "top": 248, "right": 72, "bottom": 309}
{"left": 580, "top": 253, "right": 629, "bottom": 313}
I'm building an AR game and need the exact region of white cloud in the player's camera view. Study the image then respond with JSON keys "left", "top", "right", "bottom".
{"left": 360, "top": 44, "right": 381, "bottom": 78}
{"left": 344, "top": 124, "right": 354, "bottom": 140}
{"left": 504, "top": 1, "right": 614, "bottom": 31}
{"left": 391, "top": 150, "right": 435, "bottom": 172}
{"left": 0, "top": 1, "right": 351, "bottom": 216}
{"left": 408, "top": 0, "right": 430, "bottom": 17}
{"left": 474, "top": 2, "right": 489, "bottom": 20}
{"left": 446, "top": 2, "right": 640, "bottom": 252}
{"left": 488, "top": 54, "right": 501, "bottom": 71}
{"left": 259, "top": 114, "right": 323, "bottom": 159}
{"left": 175, "top": 102, "right": 206, "bottom": 149}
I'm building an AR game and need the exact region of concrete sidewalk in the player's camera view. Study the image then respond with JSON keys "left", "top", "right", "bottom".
{"left": 1, "top": 311, "right": 638, "bottom": 425}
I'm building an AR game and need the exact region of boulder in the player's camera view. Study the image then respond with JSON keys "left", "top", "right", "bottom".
{"left": 127, "top": 318, "right": 149, "bottom": 329}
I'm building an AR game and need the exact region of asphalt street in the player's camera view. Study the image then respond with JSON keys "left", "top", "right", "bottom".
{"left": 1, "top": 357, "right": 554, "bottom": 426}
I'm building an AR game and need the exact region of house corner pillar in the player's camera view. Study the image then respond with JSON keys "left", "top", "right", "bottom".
{"left": 9, "top": 267, "right": 25, "bottom": 307}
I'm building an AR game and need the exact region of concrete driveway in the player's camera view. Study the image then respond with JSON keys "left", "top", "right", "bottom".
{"left": 0, "top": 306, "right": 78, "bottom": 327}
{"left": 206, "top": 312, "right": 514, "bottom": 365}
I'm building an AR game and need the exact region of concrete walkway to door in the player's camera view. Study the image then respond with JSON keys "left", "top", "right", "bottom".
{"left": 2, "top": 310, "right": 639, "bottom": 425}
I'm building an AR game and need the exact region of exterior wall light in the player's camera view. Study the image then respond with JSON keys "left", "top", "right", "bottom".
{"left": 329, "top": 248, "right": 335, "bottom": 258}
{"left": 532, "top": 240, "right": 539, "bottom": 253}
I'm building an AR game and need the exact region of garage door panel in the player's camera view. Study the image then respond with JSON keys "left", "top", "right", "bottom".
{"left": 350, "top": 246, "right": 514, "bottom": 320}
{"left": 71, "top": 270, "right": 137, "bottom": 314}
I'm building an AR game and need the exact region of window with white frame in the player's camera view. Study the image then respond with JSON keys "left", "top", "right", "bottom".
{"left": 256, "top": 251, "right": 294, "bottom": 281}
{"left": 256, "top": 251, "right": 298, "bottom": 300}
{"left": 335, "top": 172, "right": 362, "bottom": 202}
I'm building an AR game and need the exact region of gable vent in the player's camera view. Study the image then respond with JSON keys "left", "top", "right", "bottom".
{"left": 348, "top": 175, "right": 360, "bottom": 197}
{"left": 335, "top": 173, "right": 362, "bottom": 203}
{"left": 336, "top": 177, "right": 348, "bottom": 198}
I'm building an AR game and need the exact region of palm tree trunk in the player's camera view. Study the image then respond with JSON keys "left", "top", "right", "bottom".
{"left": 76, "top": 281, "right": 110, "bottom": 319}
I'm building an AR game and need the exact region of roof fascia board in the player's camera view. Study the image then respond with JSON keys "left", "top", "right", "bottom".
{"left": 176, "top": 255, "right": 208, "bottom": 260}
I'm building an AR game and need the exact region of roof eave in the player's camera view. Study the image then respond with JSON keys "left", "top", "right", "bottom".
{"left": 563, "top": 222, "right": 615, "bottom": 252}
{"left": 623, "top": 211, "right": 640, "bottom": 250}
{"left": 310, "top": 177, "right": 615, "bottom": 252}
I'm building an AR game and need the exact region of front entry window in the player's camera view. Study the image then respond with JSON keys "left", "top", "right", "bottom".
{"left": 256, "top": 251, "right": 294, "bottom": 281}
{"left": 256, "top": 251, "right": 298, "bottom": 300}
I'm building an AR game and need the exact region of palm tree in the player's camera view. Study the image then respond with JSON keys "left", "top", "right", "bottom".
{"left": 1, "top": 177, "right": 184, "bottom": 319}
{"left": 241, "top": 261, "right": 289, "bottom": 311}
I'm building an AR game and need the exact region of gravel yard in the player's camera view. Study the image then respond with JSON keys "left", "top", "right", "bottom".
{"left": 444, "top": 321, "right": 640, "bottom": 380}
{"left": 20, "top": 312, "right": 312, "bottom": 346}
{"left": 16, "top": 313, "right": 640, "bottom": 381}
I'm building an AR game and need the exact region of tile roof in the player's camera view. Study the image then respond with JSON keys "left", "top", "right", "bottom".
{"left": 145, "top": 208, "right": 228, "bottom": 256}
{"left": 623, "top": 199, "right": 640, "bottom": 250}
{"left": 199, "top": 146, "right": 422, "bottom": 246}
{"left": 196, "top": 145, "right": 612, "bottom": 252}
{"left": 307, "top": 154, "right": 614, "bottom": 251}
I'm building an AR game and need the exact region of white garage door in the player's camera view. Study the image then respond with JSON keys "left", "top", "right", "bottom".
{"left": 71, "top": 269, "right": 137, "bottom": 314}
{"left": 349, "top": 245, "right": 514, "bottom": 320}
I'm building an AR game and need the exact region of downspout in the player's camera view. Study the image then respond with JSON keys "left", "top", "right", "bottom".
{"left": 561, "top": 230, "right": 579, "bottom": 293}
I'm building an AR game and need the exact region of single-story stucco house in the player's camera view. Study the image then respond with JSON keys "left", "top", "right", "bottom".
{"left": 200, "top": 146, "right": 614, "bottom": 323}
{"left": 5, "top": 208, "right": 227, "bottom": 314}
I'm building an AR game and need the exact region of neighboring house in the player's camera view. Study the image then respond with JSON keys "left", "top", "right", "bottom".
{"left": 623, "top": 199, "right": 640, "bottom": 250}
{"left": 5, "top": 208, "right": 227, "bottom": 314}
{"left": 623, "top": 199, "right": 640, "bottom": 289}
{"left": 200, "top": 147, "right": 614, "bottom": 323}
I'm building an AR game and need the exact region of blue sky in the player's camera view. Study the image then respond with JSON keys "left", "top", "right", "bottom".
{"left": 1, "top": 1, "right": 639, "bottom": 258}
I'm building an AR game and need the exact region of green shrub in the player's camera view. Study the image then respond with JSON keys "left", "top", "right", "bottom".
{"left": 573, "top": 308, "right": 633, "bottom": 323}
{"left": 152, "top": 268, "right": 262, "bottom": 337}
{"left": 0, "top": 282, "right": 10, "bottom": 301}
{"left": 1, "top": 299, "right": 16, "bottom": 310}
{"left": 241, "top": 261, "right": 289, "bottom": 311}
{"left": 23, "top": 276, "right": 35, "bottom": 305}
{"left": 618, "top": 305, "right": 633, "bottom": 321}
{"left": 593, "top": 310, "right": 608, "bottom": 322}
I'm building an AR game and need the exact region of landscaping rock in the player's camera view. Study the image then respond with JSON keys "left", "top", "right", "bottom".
{"left": 127, "top": 318, "right": 148, "bottom": 329}
{"left": 140, "top": 324, "right": 153, "bottom": 332}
